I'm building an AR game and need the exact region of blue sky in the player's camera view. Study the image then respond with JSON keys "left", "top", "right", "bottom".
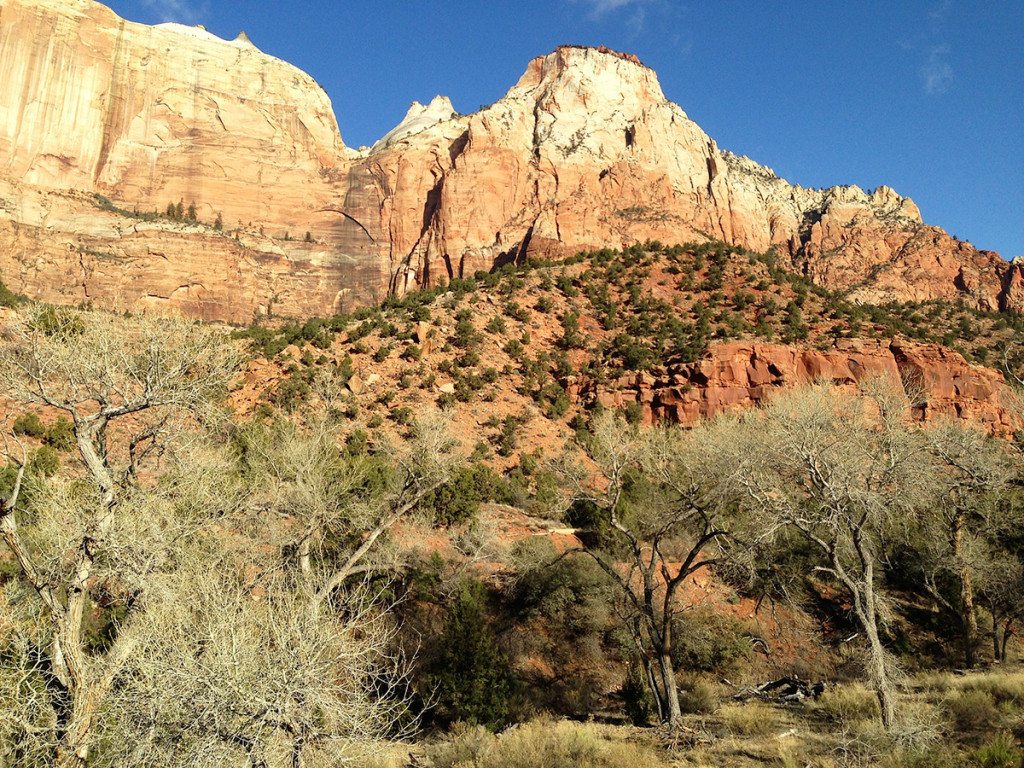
{"left": 106, "top": 0, "right": 1023, "bottom": 258}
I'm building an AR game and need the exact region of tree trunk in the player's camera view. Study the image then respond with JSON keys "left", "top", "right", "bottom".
{"left": 951, "top": 511, "right": 978, "bottom": 668}
{"left": 657, "top": 652, "right": 681, "bottom": 723}
{"left": 644, "top": 658, "right": 664, "bottom": 723}
{"left": 844, "top": 541, "right": 896, "bottom": 730}
{"left": 54, "top": 685, "right": 102, "bottom": 768}
{"left": 961, "top": 567, "right": 979, "bottom": 667}
{"left": 1001, "top": 619, "right": 1014, "bottom": 662}
{"left": 864, "top": 622, "right": 896, "bottom": 729}
{"left": 993, "top": 614, "right": 1003, "bottom": 662}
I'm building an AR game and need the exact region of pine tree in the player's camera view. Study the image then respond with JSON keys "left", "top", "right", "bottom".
{"left": 430, "top": 579, "right": 513, "bottom": 729}
{"left": 166, "top": 202, "right": 177, "bottom": 219}
{"left": 304, "top": 231, "right": 313, "bottom": 243}
{"left": 187, "top": 202, "right": 197, "bottom": 221}
{"left": 175, "top": 200, "right": 184, "bottom": 220}
{"left": 213, "top": 212, "right": 223, "bottom": 232}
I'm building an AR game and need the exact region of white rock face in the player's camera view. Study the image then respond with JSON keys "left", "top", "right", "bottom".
{"left": 0, "top": 7, "right": 1009, "bottom": 320}
{"left": 371, "top": 96, "right": 458, "bottom": 151}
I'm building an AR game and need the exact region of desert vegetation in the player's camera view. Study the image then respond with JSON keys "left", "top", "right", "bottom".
{"left": 3, "top": 244, "right": 1024, "bottom": 766}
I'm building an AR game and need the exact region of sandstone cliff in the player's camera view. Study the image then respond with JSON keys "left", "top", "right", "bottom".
{"left": 356, "top": 46, "right": 1009, "bottom": 310}
{"left": 0, "top": 1, "right": 1012, "bottom": 321}
{"left": 589, "top": 339, "right": 1016, "bottom": 435}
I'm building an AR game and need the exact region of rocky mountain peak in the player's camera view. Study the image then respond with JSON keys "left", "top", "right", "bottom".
{"left": 0, "top": 0, "right": 1012, "bottom": 323}
{"left": 371, "top": 95, "right": 459, "bottom": 152}
{"left": 511, "top": 44, "right": 667, "bottom": 108}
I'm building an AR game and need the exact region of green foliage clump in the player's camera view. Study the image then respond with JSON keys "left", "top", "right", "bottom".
{"left": 12, "top": 413, "right": 74, "bottom": 451}
{"left": 419, "top": 464, "right": 505, "bottom": 526}
{"left": 12, "top": 412, "right": 46, "bottom": 439}
{"left": 28, "top": 446, "right": 60, "bottom": 478}
{"left": 621, "top": 661, "right": 656, "bottom": 725}
{"left": 429, "top": 579, "right": 515, "bottom": 730}
{"left": 970, "top": 733, "right": 1023, "bottom": 768}
{"left": 670, "top": 607, "right": 750, "bottom": 674}
{"left": 0, "top": 277, "right": 24, "bottom": 308}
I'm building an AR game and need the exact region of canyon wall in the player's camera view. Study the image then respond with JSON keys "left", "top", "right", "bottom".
{"left": 0, "top": 0, "right": 1013, "bottom": 322}
{"left": 590, "top": 339, "right": 1017, "bottom": 435}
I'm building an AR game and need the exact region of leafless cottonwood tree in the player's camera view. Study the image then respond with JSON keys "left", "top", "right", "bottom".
{"left": 975, "top": 545, "right": 1024, "bottom": 663}
{"left": 235, "top": 410, "right": 460, "bottom": 598}
{"left": 92, "top": 566, "right": 416, "bottom": 768}
{"left": 919, "top": 419, "right": 1015, "bottom": 667}
{"left": 0, "top": 306, "right": 238, "bottom": 767}
{"left": 0, "top": 307, "right": 436, "bottom": 767}
{"left": 558, "top": 411, "right": 753, "bottom": 723}
{"left": 732, "top": 382, "right": 933, "bottom": 729}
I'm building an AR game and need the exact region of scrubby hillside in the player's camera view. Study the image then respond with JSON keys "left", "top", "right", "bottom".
{"left": 232, "top": 239, "right": 1024, "bottom": 459}
{"left": 4, "top": 244, "right": 1024, "bottom": 767}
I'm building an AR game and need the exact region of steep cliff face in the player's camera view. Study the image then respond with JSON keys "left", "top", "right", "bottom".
{"left": 590, "top": 339, "right": 1016, "bottom": 435}
{"left": 0, "top": 2, "right": 1012, "bottom": 321}
{"left": 0, "top": 0, "right": 345, "bottom": 223}
{"left": 0, "top": 0, "right": 388, "bottom": 321}
{"left": 356, "top": 46, "right": 1008, "bottom": 309}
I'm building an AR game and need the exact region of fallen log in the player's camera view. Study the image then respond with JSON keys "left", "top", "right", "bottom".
{"left": 730, "top": 675, "right": 826, "bottom": 703}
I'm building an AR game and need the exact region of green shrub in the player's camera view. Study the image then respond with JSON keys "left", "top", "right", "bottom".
{"left": 0, "top": 278, "right": 23, "bottom": 308}
{"left": 621, "top": 661, "right": 656, "bottom": 725}
{"left": 420, "top": 464, "right": 502, "bottom": 526}
{"left": 28, "top": 446, "right": 60, "bottom": 478}
{"left": 671, "top": 608, "right": 750, "bottom": 674}
{"left": 971, "top": 733, "right": 1023, "bottom": 768}
{"left": 31, "top": 306, "right": 85, "bottom": 337}
{"left": 268, "top": 377, "right": 310, "bottom": 412}
{"left": 429, "top": 579, "right": 514, "bottom": 730}
{"left": 12, "top": 412, "right": 46, "bottom": 439}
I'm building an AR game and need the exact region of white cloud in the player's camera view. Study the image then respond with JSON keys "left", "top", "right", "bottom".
{"left": 577, "top": 0, "right": 644, "bottom": 17}
{"left": 911, "top": 2, "right": 955, "bottom": 95}
{"left": 921, "top": 45, "right": 954, "bottom": 94}
{"left": 137, "top": 0, "right": 205, "bottom": 24}
{"left": 571, "top": 0, "right": 660, "bottom": 38}
{"left": 927, "top": 0, "right": 952, "bottom": 27}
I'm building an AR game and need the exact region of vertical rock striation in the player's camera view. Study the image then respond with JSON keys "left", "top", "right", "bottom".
{"left": 0, "top": 2, "right": 1012, "bottom": 321}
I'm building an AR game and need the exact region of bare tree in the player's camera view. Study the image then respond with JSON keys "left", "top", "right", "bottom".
{"left": 92, "top": 567, "right": 415, "bottom": 768}
{"left": 976, "top": 545, "right": 1024, "bottom": 663}
{"left": 732, "top": 382, "right": 932, "bottom": 729}
{"left": 919, "top": 419, "right": 1014, "bottom": 667}
{"left": 556, "top": 411, "right": 752, "bottom": 723}
{"left": 0, "top": 307, "right": 238, "bottom": 767}
{"left": 0, "top": 306, "right": 433, "bottom": 767}
{"left": 235, "top": 410, "right": 460, "bottom": 599}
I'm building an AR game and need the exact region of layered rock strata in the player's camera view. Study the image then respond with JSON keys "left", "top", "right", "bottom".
{"left": 589, "top": 340, "right": 1016, "bottom": 434}
{"left": 0, "top": 0, "right": 1012, "bottom": 321}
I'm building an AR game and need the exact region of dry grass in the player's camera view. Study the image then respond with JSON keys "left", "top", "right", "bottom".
{"left": 806, "top": 683, "right": 880, "bottom": 724}
{"left": 407, "top": 670, "right": 1024, "bottom": 767}
{"left": 715, "top": 700, "right": 781, "bottom": 737}
{"left": 942, "top": 688, "right": 1002, "bottom": 733}
{"left": 422, "top": 718, "right": 670, "bottom": 768}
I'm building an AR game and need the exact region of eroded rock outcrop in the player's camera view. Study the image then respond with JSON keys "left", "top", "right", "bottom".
{"left": 357, "top": 46, "right": 1008, "bottom": 309}
{"left": 0, "top": 0, "right": 1012, "bottom": 321}
{"left": 591, "top": 340, "right": 1017, "bottom": 434}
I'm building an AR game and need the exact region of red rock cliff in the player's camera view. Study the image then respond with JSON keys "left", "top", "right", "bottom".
{"left": 0, "top": 1, "right": 1012, "bottom": 321}
{"left": 590, "top": 339, "right": 1016, "bottom": 434}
